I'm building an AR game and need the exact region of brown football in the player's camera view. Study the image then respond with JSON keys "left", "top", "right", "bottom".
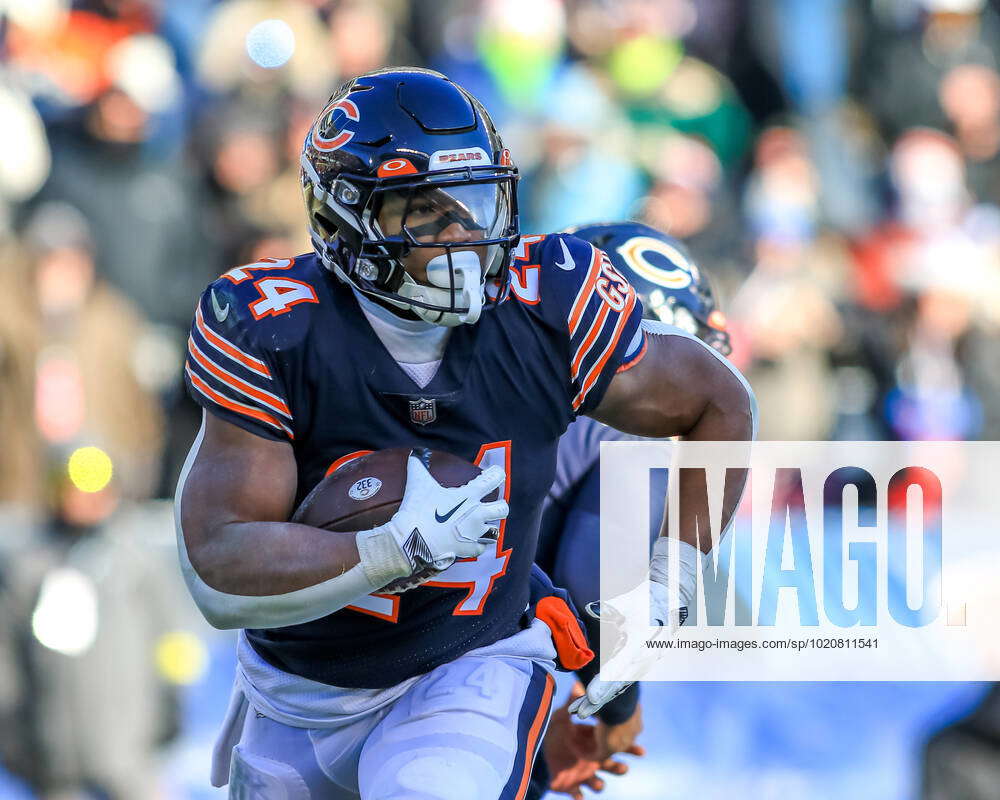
{"left": 291, "top": 447, "right": 490, "bottom": 593}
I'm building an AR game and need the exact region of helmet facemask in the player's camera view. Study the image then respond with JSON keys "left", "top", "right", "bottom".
{"left": 369, "top": 177, "right": 514, "bottom": 326}
{"left": 303, "top": 158, "right": 519, "bottom": 327}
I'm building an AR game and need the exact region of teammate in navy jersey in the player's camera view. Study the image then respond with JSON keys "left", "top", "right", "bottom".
{"left": 531, "top": 223, "right": 734, "bottom": 798}
{"left": 175, "top": 69, "right": 754, "bottom": 799}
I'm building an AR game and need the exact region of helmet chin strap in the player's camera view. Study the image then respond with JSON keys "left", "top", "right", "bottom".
{"left": 396, "top": 251, "right": 485, "bottom": 327}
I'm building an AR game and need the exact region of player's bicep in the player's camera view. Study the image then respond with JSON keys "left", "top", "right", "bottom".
{"left": 179, "top": 411, "right": 298, "bottom": 561}
{"left": 589, "top": 323, "right": 755, "bottom": 439}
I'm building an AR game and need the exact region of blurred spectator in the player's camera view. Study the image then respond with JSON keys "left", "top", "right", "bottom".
{"left": 427, "top": 0, "right": 568, "bottom": 140}
{"left": 576, "top": 1, "right": 753, "bottom": 171}
{"left": 195, "top": 102, "right": 293, "bottom": 256}
{"left": 2, "top": 1, "right": 154, "bottom": 114}
{"left": 730, "top": 126, "right": 845, "bottom": 439}
{"left": 519, "top": 64, "right": 644, "bottom": 232}
{"left": 853, "top": 129, "right": 975, "bottom": 310}
{"left": 861, "top": 0, "right": 1000, "bottom": 141}
{"left": 327, "top": 0, "right": 414, "bottom": 79}
{"left": 0, "top": 202, "right": 168, "bottom": 505}
{"left": 886, "top": 279, "right": 982, "bottom": 440}
{"left": 193, "top": 84, "right": 322, "bottom": 256}
{"left": 939, "top": 62, "right": 1000, "bottom": 201}
{"left": 731, "top": 239, "right": 846, "bottom": 439}
{"left": 30, "top": 34, "right": 214, "bottom": 329}
{"left": 0, "top": 467, "right": 185, "bottom": 800}
{"left": 0, "top": 235, "right": 45, "bottom": 505}
{"left": 0, "top": 87, "right": 52, "bottom": 233}
{"left": 638, "top": 131, "right": 746, "bottom": 276}
{"left": 640, "top": 133, "right": 721, "bottom": 239}
{"left": 477, "top": 0, "right": 566, "bottom": 112}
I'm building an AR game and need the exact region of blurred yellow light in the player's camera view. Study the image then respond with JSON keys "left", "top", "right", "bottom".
{"left": 155, "top": 631, "right": 208, "bottom": 685}
{"left": 67, "top": 446, "right": 113, "bottom": 493}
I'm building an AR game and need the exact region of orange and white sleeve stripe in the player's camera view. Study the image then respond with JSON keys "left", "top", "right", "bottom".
{"left": 565, "top": 247, "right": 644, "bottom": 414}
{"left": 194, "top": 304, "right": 272, "bottom": 378}
{"left": 185, "top": 296, "right": 294, "bottom": 439}
{"left": 566, "top": 245, "right": 603, "bottom": 339}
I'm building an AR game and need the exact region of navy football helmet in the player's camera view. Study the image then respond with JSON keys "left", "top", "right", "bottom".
{"left": 567, "top": 222, "right": 731, "bottom": 356}
{"left": 301, "top": 68, "right": 519, "bottom": 326}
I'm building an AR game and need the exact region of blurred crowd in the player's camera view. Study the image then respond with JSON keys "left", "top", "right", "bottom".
{"left": 1, "top": 0, "right": 1000, "bottom": 797}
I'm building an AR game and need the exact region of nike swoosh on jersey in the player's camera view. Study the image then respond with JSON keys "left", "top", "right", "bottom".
{"left": 434, "top": 499, "right": 467, "bottom": 523}
{"left": 554, "top": 237, "right": 576, "bottom": 271}
{"left": 211, "top": 288, "right": 230, "bottom": 323}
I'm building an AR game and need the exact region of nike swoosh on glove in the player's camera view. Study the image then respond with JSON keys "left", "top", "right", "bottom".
{"left": 355, "top": 451, "right": 509, "bottom": 590}
{"left": 568, "top": 580, "right": 686, "bottom": 719}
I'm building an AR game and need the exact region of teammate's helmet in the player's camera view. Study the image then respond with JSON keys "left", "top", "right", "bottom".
{"left": 567, "top": 221, "right": 731, "bottom": 356}
{"left": 301, "top": 68, "right": 519, "bottom": 326}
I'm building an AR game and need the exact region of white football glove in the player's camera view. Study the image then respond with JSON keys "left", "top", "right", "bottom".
{"left": 568, "top": 579, "right": 686, "bottom": 719}
{"left": 355, "top": 451, "right": 508, "bottom": 589}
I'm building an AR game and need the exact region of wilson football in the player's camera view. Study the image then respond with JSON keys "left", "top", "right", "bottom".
{"left": 291, "top": 447, "right": 490, "bottom": 593}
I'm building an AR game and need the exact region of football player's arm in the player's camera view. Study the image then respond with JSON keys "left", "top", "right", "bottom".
{"left": 176, "top": 413, "right": 375, "bottom": 629}
{"left": 569, "top": 321, "right": 755, "bottom": 719}
{"left": 177, "top": 412, "right": 507, "bottom": 630}
{"left": 589, "top": 319, "right": 756, "bottom": 553}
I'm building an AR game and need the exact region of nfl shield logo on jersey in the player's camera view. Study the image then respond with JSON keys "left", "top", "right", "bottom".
{"left": 409, "top": 398, "right": 437, "bottom": 426}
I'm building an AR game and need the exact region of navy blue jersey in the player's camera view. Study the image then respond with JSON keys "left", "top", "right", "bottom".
{"left": 184, "top": 235, "right": 644, "bottom": 688}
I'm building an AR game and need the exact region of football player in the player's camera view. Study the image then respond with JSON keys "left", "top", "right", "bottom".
{"left": 175, "top": 68, "right": 754, "bottom": 799}
{"left": 532, "top": 223, "right": 733, "bottom": 799}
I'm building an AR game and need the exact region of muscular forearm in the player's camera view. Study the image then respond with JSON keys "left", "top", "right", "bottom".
{"left": 189, "top": 520, "right": 362, "bottom": 596}
{"left": 670, "top": 381, "right": 754, "bottom": 553}
{"left": 176, "top": 518, "right": 378, "bottom": 630}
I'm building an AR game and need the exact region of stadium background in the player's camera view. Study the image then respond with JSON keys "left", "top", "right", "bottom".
{"left": 0, "top": 0, "right": 998, "bottom": 797}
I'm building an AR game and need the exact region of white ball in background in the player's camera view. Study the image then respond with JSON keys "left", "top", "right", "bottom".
{"left": 246, "top": 19, "right": 296, "bottom": 70}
